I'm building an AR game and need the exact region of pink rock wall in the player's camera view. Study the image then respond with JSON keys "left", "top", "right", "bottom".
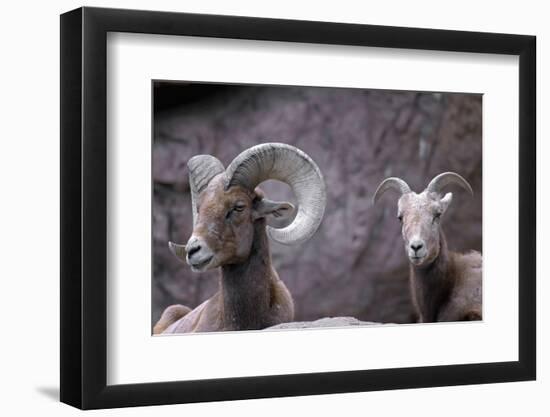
{"left": 152, "top": 83, "right": 482, "bottom": 327}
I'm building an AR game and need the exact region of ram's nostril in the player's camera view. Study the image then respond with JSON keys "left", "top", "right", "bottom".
{"left": 187, "top": 244, "right": 201, "bottom": 258}
{"left": 411, "top": 242, "right": 424, "bottom": 252}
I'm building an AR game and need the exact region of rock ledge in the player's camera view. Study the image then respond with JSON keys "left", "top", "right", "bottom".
{"left": 267, "top": 316, "right": 384, "bottom": 330}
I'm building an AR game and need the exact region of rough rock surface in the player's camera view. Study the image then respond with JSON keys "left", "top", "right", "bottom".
{"left": 267, "top": 317, "right": 384, "bottom": 330}
{"left": 152, "top": 83, "right": 482, "bottom": 328}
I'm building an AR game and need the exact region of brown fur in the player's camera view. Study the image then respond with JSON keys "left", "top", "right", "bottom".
{"left": 376, "top": 174, "right": 482, "bottom": 323}
{"left": 155, "top": 176, "right": 295, "bottom": 333}
{"left": 153, "top": 305, "right": 192, "bottom": 334}
{"left": 409, "top": 231, "right": 482, "bottom": 322}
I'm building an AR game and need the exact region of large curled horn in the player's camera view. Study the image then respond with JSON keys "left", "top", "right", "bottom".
{"left": 372, "top": 177, "right": 411, "bottom": 204}
{"left": 426, "top": 172, "right": 473, "bottom": 196}
{"left": 225, "top": 143, "right": 326, "bottom": 246}
{"left": 188, "top": 155, "right": 225, "bottom": 226}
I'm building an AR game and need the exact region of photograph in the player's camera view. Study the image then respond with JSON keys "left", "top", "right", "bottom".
{"left": 151, "top": 81, "right": 483, "bottom": 334}
{"left": 55, "top": 4, "right": 538, "bottom": 411}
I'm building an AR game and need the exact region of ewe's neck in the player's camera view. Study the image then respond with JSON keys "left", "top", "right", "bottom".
{"left": 220, "top": 220, "right": 273, "bottom": 330}
{"left": 410, "top": 230, "right": 455, "bottom": 322}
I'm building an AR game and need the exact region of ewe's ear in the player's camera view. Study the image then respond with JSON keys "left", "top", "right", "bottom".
{"left": 252, "top": 198, "right": 295, "bottom": 221}
{"left": 440, "top": 192, "right": 453, "bottom": 212}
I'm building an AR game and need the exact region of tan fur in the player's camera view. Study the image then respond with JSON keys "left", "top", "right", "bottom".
{"left": 400, "top": 192, "right": 482, "bottom": 323}
{"left": 374, "top": 174, "right": 481, "bottom": 323}
{"left": 381, "top": 184, "right": 482, "bottom": 323}
{"left": 155, "top": 178, "right": 295, "bottom": 334}
{"left": 436, "top": 251, "right": 482, "bottom": 321}
{"left": 153, "top": 304, "right": 192, "bottom": 334}
{"left": 162, "top": 275, "right": 294, "bottom": 333}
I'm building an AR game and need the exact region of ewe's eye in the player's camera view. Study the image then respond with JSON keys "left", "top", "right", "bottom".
{"left": 433, "top": 212, "right": 442, "bottom": 222}
{"left": 397, "top": 214, "right": 403, "bottom": 223}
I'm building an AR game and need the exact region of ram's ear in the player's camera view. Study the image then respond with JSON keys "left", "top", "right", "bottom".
{"left": 252, "top": 198, "right": 295, "bottom": 221}
{"left": 440, "top": 192, "right": 453, "bottom": 213}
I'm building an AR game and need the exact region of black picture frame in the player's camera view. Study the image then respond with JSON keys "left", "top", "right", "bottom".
{"left": 60, "top": 6, "right": 536, "bottom": 410}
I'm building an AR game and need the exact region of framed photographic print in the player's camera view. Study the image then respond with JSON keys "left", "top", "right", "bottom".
{"left": 60, "top": 6, "right": 536, "bottom": 409}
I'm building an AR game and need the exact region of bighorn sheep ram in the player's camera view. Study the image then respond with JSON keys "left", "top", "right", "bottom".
{"left": 154, "top": 143, "right": 326, "bottom": 334}
{"left": 373, "top": 172, "right": 482, "bottom": 323}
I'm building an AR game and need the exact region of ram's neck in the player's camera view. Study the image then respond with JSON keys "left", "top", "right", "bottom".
{"left": 410, "top": 230, "right": 455, "bottom": 322}
{"left": 220, "top": 220, "right": 274, "bottom": 331}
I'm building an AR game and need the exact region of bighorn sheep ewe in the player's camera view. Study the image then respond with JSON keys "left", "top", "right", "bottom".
{"left": 373, "top": 172, "right": 482, "bottom": 323}
{"left": 154, "top": 143, "right": 326, "bottom": 334}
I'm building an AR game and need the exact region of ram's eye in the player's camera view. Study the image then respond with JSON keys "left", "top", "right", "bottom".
{"left": 433, "top": 212, "right": 442, "bottom": 222}
{"left": 226, "top": 204, "right": 245, "bottom": 220}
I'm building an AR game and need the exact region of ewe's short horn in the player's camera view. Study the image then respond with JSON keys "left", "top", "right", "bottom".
{"left": 426, "top": 172, "right": 473, "bottom": 197}
{"left": 188, "top": 155, "right": 225, "bottom": 226}
{"left": 225, "top": 143, "right": 326, "bottom": 246}
{"left": 372, "top": 177, "right": 411, "bottom": 204}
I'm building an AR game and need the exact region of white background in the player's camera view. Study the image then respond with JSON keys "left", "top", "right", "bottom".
{"left": 0, "top": 0, "right": 546, "bottom": 415}
{"left": 108, "top": 33, "right": 518, "bottom": 384}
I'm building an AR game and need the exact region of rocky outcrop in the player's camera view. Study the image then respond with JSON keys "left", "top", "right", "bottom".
{"left": 267, "top": 317, "right": 385, "bottom": 330}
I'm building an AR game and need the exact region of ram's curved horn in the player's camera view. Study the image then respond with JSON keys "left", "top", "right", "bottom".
{"left": 168, "top": 242, "right": 187, "bottom": 263}
{"left": 225, "top": 143, "right": 326, "bottom": 246}
{"left": 188, "top": 155, "right": 225, "bottom": 226}
{"left": 426, "top": 172, "right": 473, "bottom": 197}
{"left": 372, "top": 177, "right": 411, "bottom": 204}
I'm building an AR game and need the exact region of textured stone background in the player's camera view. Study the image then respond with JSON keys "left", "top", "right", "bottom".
{"left": 152, "top": 82, "right": 482, "bottom": 328}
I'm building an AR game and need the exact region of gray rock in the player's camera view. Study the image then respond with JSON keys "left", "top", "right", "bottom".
{"left": 266, "top": 317, "right": 385, "bottom": 330}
